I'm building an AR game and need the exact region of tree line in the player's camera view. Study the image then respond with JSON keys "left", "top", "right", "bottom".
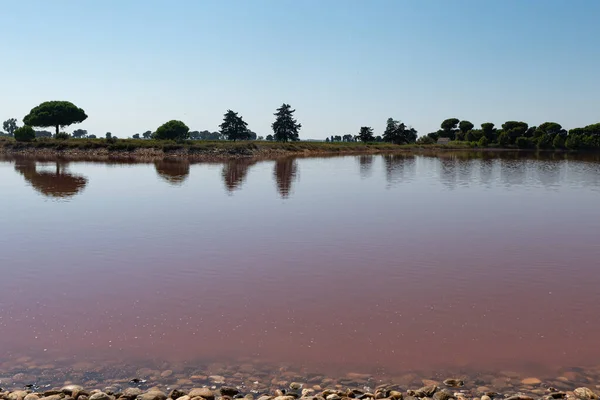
{"left": 3, "top": 100, "right": 600, "bottom": 150}
{"left": 1, "top": 101, "right": 302, "bottom": 143}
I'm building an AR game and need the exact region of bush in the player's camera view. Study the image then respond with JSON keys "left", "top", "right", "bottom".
{"left": 55, "top": 132, "right": 71, "bottom": 140}
{"left": 478, "top": 136, "right": 489, "bottom": 147}
{"left": 416, "top": 136, "right": 435, "bottom": 145}
{"left": 14, "top": 125, "right": 36, "bottom": 142}
{"left": 154, "top": 120, "right": 190, "bottom": 140}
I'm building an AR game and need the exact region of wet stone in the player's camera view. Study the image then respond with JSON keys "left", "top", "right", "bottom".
{"left": 432, "top": 391, "right": 453, "bottom": 400}
{"left": 168, "top": 391, "right": 186, "bottom": 400}
{"left": 121, "top": 389, "right": 142, "bottom": 399}
{"left": 289, "top": 384, "right": 302, "bottom": 391}
{"left": 443, "top": 381, "right": 463, "bottom": 389}
{"left": 574, "top": 388, "right": 599, "bottom": 400}
{"left": 24, "top": 395, "right": 40, "bottom": 400}
{"left": 520, "top": 378, "right": 541, "bottom": 386}
{"left": 89, "top": 394, "right": 111, "bottom": 400}
{"left": 188, "top": 389, "right": 214, "bottom": 400}
{"left": 136, "top": 391, "right": 166, "bottom": 400}
{"left": 220, "top": 388, "right": 239, "bottom": 397}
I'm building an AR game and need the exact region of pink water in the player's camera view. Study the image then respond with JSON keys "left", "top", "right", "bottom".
{"left": 1, "top": 153, "right": 600, "bottom": 377}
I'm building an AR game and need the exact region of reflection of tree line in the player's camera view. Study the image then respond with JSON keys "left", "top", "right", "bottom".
{"left": 10, "top": 151, "right": 600, "bottom": 198}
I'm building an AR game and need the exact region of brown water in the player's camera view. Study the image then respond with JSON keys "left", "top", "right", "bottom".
{"left": 1, "top": 152, "right": 600, "bottom": 382}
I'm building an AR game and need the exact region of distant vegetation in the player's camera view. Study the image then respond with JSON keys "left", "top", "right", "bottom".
{"left": 2, "top": 100, "right": 600, "bottom": 151}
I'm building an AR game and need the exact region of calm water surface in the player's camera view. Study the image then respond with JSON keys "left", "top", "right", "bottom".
{"left": 1, "top": 152, "right": 600, "bottom": 379}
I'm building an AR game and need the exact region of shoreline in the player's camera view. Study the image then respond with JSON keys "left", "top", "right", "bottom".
{"left": 0, "top": 140, "right": 584, "bottom": 162}
{"left": 0, "top": 365, "right": 598, "bottom": 400}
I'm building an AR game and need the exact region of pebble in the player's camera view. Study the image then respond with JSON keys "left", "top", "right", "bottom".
{"left": 136, "top": 391, "right": 167, "bottom": 400}
{"left": 209, "top": 376, "right": 225, "bottom": 384}
{"left": 481, "top": 396, "right": 491, "bottom": 400}
{"left": 290, "top": 383, "right": 302, "bottom": 391}
{"left": 188, "top": 388, "right": 215, "bottom": 400}
{"left": 88, "top": 394, "right": 111, "bottom": 400}
{"left": 160, "top": 371, "right": 173, "bottom": 378}
{"left": 574, "top": 388, "right": 599, "bottom": 400}
{"left": 443, "top": 380, "right": 464, "bottom": 388}
{"left": 24, "top": 395, "right": 40, "bottom": 400}
{"left": 122, "top": 389, "right": 143, "bottom": 399}
{"left": 521, "top": 378, "right": 542, "bottom": 385}
{"left": 61, "top": 387, "right": 84, "bottom": 396}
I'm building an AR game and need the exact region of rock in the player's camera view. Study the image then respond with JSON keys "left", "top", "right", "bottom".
{"left": 326, "top": 396, "right": 341, "bottom": 400}
{"left": 89, "top": 394, "right": 111, "bottom": 400}
{"left": 480, "top": 396, "right": 491, "bottom": 400}
{"left": 62, "top": 390, "right": 84, "bottom": 398}
{"left": 176, "top": 397, "right": 191, "bottom": 400}
{"left": 257, "top": 396, "right": 273, "bottom": 400}
{"left": 521, "top": 378, "right": 542, "bottom": 386}
{"left": 433, "top": 392, "right": 453, "bottom": 400}
{"left": 408, "top": 387, "right": 438, "bottom": 398}
{"left": 209, "top": 376, "right": 225, "bottom": 384}
{"left": 389, "top": 392, "right": 403, "bottom": 400}
{"left": 422, "top": 381, "right": 438, "bottom": 388}
{"left": 9, "top": 391, "right": 29, "bottom": 400}
{"left": 549, "top": 393, "right": 566, "bottom": 399}
{"left": 574, "top": 388, "right": 598, "bottom": 400}
{"left": 505, "top": 396, "right": 534, "bottom": 400}
{"left": 122, "top": 389, "right": 143, "bottom": 399}
{"left": 160, "top": 371, "right": 173, "bottom": 378}
{"left": 136, "top": 391, "right": 166, "bottom": 400}
{"left": 443, "top": 381, "right": 464, "bottom": 389}
{"left": 168, "top": 391, "right": 186, "bottom": 400}
{"left": 220, "top": 388, "right": 239, "bottom": 397}
{"left": 40, "top": 396, "right": 63, "bottom": 400}
{"left": 25, "top": 395, "right": 40, "bottom": 400}
{"left": 273, "top": 397, "right": 295, "bottom": 400}
{"left": 188, "top": 389, "right": 214, "bottom": 400}
{"left": 290, "top": 384, "right": 302, "bottom": 391}
{"left": 302, "top": 390, "right": 315, "bottom": 397}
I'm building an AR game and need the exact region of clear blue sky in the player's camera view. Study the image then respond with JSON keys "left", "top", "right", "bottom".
{"left": 1, "top": 0, "right": 599, "bottom": 139}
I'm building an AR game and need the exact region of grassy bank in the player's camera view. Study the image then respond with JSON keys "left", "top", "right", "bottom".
{"left": 0, "top": 137, "right": 481, "bottom": 158}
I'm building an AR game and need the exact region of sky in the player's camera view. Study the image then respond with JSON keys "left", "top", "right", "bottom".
{"left": 1, "top": 0, "right": 599, "bottom": 139}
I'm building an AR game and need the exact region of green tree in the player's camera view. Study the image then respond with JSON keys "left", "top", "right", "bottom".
{"left": 481, "top": 123, "right": 496, "bottom": 141}
{"left": 23, "top": 101, "right": 87, "bottom": 136}
{"left": 132, "top": 133, "right": 140, "bottom": 139}
{"left": 72, "top": 129, "right": 87, "bottom": 138}
{"left": 88, "top": 134, "right": 97, "bottom": 139}
{"left": 272, "top": 103, "right": 301, "bottom": 142}
{"left": 459, "top": 120, "right": 474, "bottom": 134}
{"left": 501, "top": 121, "right": 528, "bottom": 144}
{"left": 266, "top": 134, "right": 274, "bottom": 141}
{"left": 153, "top": 120, "right": 190, "bottom": 141}
{"left": 14, "top": 125, "right": 36, "bottom": 142}
{"left": 105, "top": 132, "right": 112, "bottom": 139}
{"left": 440, "top": 118, "right": 460, "bottom": 140}
{"left": 357, "top": 126, "right": 374, "bottom": 143}
{"left": 142, "top": 130, "right": 152, "bottom": 139}
{"left": 382, "top": 118, "right": 418, "bottom": 145}
{"left": 3, "top": 118, "right": 18, "bottom": 136}
{"left": 498, "top": 131, "right": 510, "bottom": 147}
{"left": 478, "top": 136, "right": 489, "bottom": 147}
{"left": 220, "top": 110, "right": 250, "bottom": 141}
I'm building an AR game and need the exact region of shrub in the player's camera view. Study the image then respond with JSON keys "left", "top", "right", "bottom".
{"left": 55, "top": 132, "right": 71, "bottom": 140}
{"left": 478, "top": 136, "right": 489, "bottom": 147}
{"left": 498, "top": 132, "right": 510, "bottom": 147}
{"left": 416, "top": 136, "right": 435, "bottom": 145}
{"left": 14, "top": 125, "right": 36, "bottom": 142}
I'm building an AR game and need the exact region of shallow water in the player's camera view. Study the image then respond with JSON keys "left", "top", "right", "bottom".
{"left": 1, "top": 152, "right": 600, "bottom": 385}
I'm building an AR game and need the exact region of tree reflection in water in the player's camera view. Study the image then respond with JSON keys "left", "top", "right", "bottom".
{"left": 273, "top": 157, "right": 298, "bottom": 198}
{"left": 154, "top": 159, "right": 190, "bottom": 185}
{"left": 221, "top": 159, "right": 258, "bottom": 194}
{"left": 14, "top": 159, "right": 88, "bottom": 199}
